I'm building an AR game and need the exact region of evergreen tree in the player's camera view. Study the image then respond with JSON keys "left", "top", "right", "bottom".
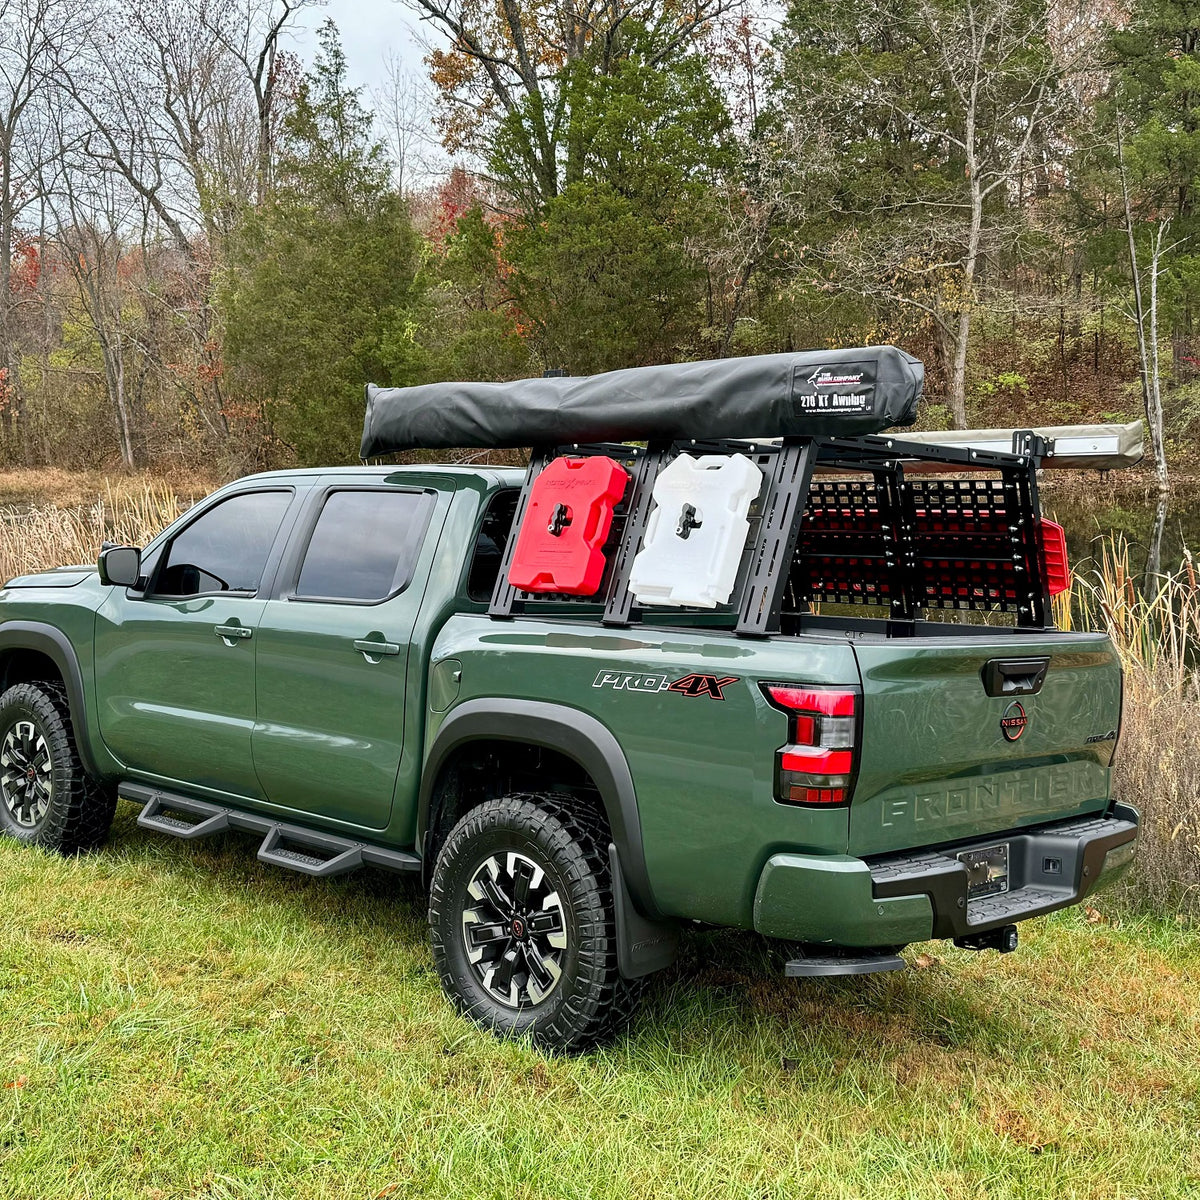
{"left": 499, "top": 32, "right": 733, "bottom": 371}
{"left": 223, "top": 21, "right": 426, "bottom": 465}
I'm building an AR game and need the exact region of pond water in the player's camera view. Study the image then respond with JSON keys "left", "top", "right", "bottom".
{"left": 1041, "top": 478, "right": 1200, "bottom": 581}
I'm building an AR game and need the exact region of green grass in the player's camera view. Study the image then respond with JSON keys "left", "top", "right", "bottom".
{"left": 2, "top": 808, "right": 1198, "bottom": 1200}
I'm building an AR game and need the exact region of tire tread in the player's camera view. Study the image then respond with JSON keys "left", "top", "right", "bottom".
{"left": 0, "top": 681, "right": 115, "bottom": 854}
{"left": 429, "top": 791, "right": 645, "bottom": 1052}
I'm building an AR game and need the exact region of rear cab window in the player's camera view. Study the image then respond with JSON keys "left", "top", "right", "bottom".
{"left": 292, "top": 489, "right": 435, "bottom": 604}
{"left": 467, "top": 488, "right": 519, "bottom": 603}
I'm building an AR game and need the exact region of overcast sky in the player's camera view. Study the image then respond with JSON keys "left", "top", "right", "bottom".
{"left": 292, "top": 0, "right": 428, "bottom": 93}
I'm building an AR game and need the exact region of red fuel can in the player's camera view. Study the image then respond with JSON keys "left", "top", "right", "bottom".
{"left": 508, "top": 455, "right": 629, "bottom": 595}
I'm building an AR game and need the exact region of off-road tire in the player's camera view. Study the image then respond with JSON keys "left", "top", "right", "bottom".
{"left": 429, "top": 792, "right": 645, "bottom": 1052}
{"left": 0, "top": 682, "right": 115, "bottom": 853}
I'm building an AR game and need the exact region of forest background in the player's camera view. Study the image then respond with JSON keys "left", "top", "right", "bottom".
{"left": 1, "top": 0, "right": 1195, "bottom": 483}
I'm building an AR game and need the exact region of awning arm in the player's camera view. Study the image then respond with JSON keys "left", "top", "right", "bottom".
{"left": 895, "top": 422, "right": 1143, "bottom": 470}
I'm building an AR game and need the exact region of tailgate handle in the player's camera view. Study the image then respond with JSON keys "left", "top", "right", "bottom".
{"left": 982, "top": 657, "right": 1049, "bottom": 697}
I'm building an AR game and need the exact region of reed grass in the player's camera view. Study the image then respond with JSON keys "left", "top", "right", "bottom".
{"left": 2, "top": 477, "right": 1198, "bottom": 913}
{"left": 0, "top": 482, "right": 191, "bottom": 583}
{"left": 1070, "top": 537, "right": 1200, "bottom": 911}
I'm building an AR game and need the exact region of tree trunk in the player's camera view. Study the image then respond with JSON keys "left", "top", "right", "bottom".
{"left": 0, "top": 141, "right": 17, "bottom": 461}
{"left": 946, "top": 70, "right": 984, "bottom": 430}
{"left": 98, "top": 329, "right": 135, "bottom": 471}
{"left": 1146, "top": 222, "right": 1170, "bottom": 494}
{"left": 1117, "top": 114, "right": 1169, "bottom": 494}
{"left": 948, "top": 308, "right": 970, "bottom": 429}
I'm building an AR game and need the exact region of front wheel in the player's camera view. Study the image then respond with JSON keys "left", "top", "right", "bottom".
{"left": 428, "top": 793, "right": 644, "bottom": 1052}
{"left": 0, "top": 682, "right": 115, "bottom": 853}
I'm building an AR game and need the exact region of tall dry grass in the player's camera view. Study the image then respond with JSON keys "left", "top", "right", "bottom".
{"left": 1071, "top": 537, "right": 1200, "bottom": 911}
{"left": 1, "top": 478, "right": 1196, "bottom": 912}
{"left": 0, "top": 482, "right": 192, "bottom": 583}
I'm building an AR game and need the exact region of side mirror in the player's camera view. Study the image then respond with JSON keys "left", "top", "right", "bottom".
{"left": 98, "top": 545, "right": 142, "bottom": 589}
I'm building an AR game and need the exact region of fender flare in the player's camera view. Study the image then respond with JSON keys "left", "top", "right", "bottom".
{"left": 0, "top": 622, "right": 103, "bottom": 780}
{"left": 419, "top": 698, "right": 661, "bottom": 920}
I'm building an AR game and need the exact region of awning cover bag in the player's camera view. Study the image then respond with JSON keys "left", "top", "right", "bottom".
{"left": 507, "top": 455, "right": 629, "bottom": 595}
{"left": 629, "top": 453, "right": 764, "bottom": 609}
{"left": 360, "top": 346, "right": 923, "bottom": 455}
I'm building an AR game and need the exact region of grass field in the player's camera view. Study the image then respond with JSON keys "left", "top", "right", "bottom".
{"left": 2, "top": 473, "right": 1199, "bottom": 1198}
{"left": 1, "top": 805, "right": 1197, "bottom": 1200}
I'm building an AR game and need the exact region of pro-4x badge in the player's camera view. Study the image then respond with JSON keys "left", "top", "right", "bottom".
{"left": 592, "top": 670, "right": 739, "bottom": 700}
{"left": 667, "top": 673, "right": 738, "bottom": 700}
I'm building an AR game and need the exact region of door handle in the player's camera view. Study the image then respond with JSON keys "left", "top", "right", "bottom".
{"left": 354, "top": 638, "right": 401, "bottom": 661}
{"left": 215, "top": 623, "right": 253, "bottom": 644}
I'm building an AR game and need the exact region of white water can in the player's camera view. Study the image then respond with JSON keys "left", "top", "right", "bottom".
{"left": 629, "top": 452, "right": 764, "bottom": 608}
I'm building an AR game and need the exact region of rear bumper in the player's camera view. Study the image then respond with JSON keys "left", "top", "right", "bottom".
{"left": 752, "top": 804, "right": 1139, "bottom": 947}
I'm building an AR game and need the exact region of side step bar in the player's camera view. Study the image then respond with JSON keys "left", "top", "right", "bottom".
{"left": 121, "top": 783, "right": 420, "bottom": 878}
{"left": 258, "top": 825, "right": 362, "bottom": 878}
{"left": 783, "top": 949, "right": 907, "bottom": 978}
{"left": 139, "top": 791, "right": 231, "bottom": 840}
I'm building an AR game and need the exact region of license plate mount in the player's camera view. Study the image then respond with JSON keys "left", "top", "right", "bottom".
{"left": 957, "top": 842, "right": 1010, "bottom": 900}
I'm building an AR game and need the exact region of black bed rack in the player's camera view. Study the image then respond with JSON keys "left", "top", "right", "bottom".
{"left": 488, "top": 431, "right": 1053, "bottom": 637}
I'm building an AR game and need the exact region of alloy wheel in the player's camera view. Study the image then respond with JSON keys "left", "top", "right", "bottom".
{"left": 1, "top": 719, "right": 53, "bottom": 828}
{"left": 461, "top": 850, "right": 568, "bottom": 1007}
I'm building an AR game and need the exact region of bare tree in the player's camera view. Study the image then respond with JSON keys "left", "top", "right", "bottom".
{"left": 1117, "top": 109, "right": 1172, "bottom": 494}
{"left": 53, "top": 0, "right": 315, "bottom": 451}
{"left": 0, "top": 0, "right": 91, "bottom": 460}
{"left": 780, "top": 0, "right": 1096, "bottom": 426}
{"left": 54, "top": 187, "right": 141, "bottom": 470}
{"left": 202, "top": 0, "right": 320, "bottom": 203}
{"left": 373, "top": 50, "right": 438, "bottom": 196}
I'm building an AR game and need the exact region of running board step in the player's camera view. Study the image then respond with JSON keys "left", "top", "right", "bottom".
{"left": 119, "top": 783, "right": 421, "bottom": 877}
{"left": 136, "top": 792, "right": 231, "bottom": 840}
{"left": 257, "top": 826, "right": 363, "bottom": 878}
{"left": 783, "top": 950, "right": 907, "bottom": 978}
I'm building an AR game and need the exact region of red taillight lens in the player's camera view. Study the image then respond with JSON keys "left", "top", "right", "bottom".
{"left": 763, "top": 685, "right": 856, "bottom": 717}
{"left": 780, "top": 748, "right": 853, "bottom": 774}
{"left": 762, "top": 683, "right": 859, "bottom": 806}
{"left": 1039, "top": 518, "right": 1070, "bottom": 598}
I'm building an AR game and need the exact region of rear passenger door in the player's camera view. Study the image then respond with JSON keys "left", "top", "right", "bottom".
{"left": 251, "top": 483, "right": 442, "bottom": 830}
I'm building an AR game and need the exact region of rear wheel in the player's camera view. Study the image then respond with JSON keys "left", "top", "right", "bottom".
{"left": 429, "top": 792, "right": 644, "bottom": 1052}
{"left": 0, "top": 682, "right": 115, "bottom": 853}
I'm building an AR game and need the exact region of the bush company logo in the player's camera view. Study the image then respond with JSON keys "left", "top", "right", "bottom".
{"left": 806, "top": 367, "right": 865, "bottom": 389}
{"left": 1000, "top": 701, "right": 1028, "bottom": 741}
{"left": 792, "top": 360, "right": 874, "bottom": 414}
{"left": 592, "top": 670, "right": 739, "bottom": 701}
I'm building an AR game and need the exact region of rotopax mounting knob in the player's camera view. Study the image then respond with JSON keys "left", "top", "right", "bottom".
{"left": 547, "top": 502, "right": 572, "bottom": 537}
{"left": 676, "top": 503, "right": 702, "bottom": 539}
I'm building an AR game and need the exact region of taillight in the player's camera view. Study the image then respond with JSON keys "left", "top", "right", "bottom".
{"left": 762, "top": 683, "right": 859, "bottom": 806}
{"left": 1039, "top": 518, "right": 1070, "bottom": 597}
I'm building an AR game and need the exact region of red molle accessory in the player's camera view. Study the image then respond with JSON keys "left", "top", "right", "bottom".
{"left": 507, "top": 456, "right": 629, "bottom": 595}
{"left": 1039, "top": 518, "right": 1070, "bottom": 597}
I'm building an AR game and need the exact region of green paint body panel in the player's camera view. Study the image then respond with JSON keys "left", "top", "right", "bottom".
{"left": 0, "top": 463, "right": 1131, "bottom": 947}
{"left": 250, "top": 481, "right": 456, "bottom": 829}
{"left": 95, "top": 590, "right": 267, "bottom": 797}
{"left": 849, "top": 635, "right": 1121, "bottom": 855}
{"left": 753, "top": 854, "right": 934, "bottom": 945}
{"left": 426, "top": 615, "right": 859, "bottom": 927}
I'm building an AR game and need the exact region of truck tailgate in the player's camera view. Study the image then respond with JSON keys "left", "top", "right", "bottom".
{"left": 849, "top": 633, "right": 1121, "bottom": 855}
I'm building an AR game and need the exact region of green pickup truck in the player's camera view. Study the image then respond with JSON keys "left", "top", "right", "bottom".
{"left": 0, "top": 444, "right": 1138, "bottom": 1050}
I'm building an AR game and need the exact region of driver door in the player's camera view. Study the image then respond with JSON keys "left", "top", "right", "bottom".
{"left": 94, "top": 487, "right": 297, "bottom": 799}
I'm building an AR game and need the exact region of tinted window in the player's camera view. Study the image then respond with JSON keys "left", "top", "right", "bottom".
{"left": 155, "top": 491, "right": 292, "bottom": 597}
{"left": 295, "top": 490, "right": 434, "bottom": 602}
{"left": 467, "top": 489, "right": 518, "bottom": 602}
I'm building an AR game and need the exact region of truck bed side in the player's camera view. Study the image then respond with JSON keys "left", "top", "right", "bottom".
{"left": 425, "top": 613, "right": 1123, "bottom": 933}
{"left": 426, "top": 615, "right": 858, "bottom": 927}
